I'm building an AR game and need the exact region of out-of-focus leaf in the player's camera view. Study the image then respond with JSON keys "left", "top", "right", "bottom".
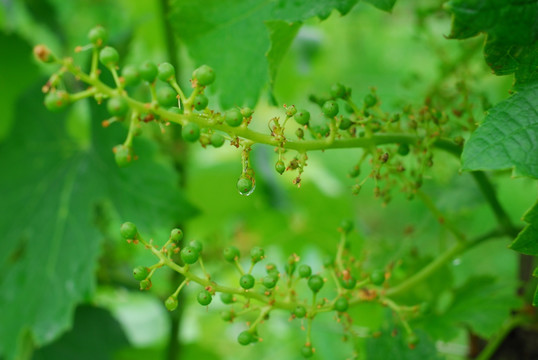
{"left": 266, "top": 20, "right": 302, "bottom": 87}
{"left": 509, "top": 200, "right": 538, "bottom": 255}
{"left": 32, "top": 305, "right": 129, "bottom": 360}
{"left": 461, "top": 82, "right": 538, "bottom": 178}
{"left": 363, "top": 0, "right": 397, "bottom": 13}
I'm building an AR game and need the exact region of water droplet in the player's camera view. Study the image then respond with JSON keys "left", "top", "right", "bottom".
{"left": 237, "top": 176, "right": 255, "bottom": 196}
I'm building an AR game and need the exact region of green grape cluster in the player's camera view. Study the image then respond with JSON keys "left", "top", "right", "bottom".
{"left": 120, "top": 219, "right": 424, "bottom": 357}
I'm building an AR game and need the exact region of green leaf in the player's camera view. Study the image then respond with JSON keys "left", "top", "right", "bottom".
{"left": 266, "top": 20, "right": 302, "bottom": 86}
{"left": 509, "top": 200, "right": 538, "bottom": 255}
{"left": 32, "top": 305, "right": 129, "bottom": 360}
{"left": 170, "top": 0, "right": 359, "bottom": 108}
{"left": 0, "top": 84, "right": 195, "bottom": 360}
{"left": 461, "top": 82, "right": 538, "bottom": 178}
{"left": 445, "top": 0, "right": 538, "bottom": 83}
{"left": 534, "top": 267, "right": 538, "bottom": 306}
{"left": 363, "top": 0, "right": 397, "bottom": 12}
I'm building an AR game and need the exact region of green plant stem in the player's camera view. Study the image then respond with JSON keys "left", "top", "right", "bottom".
{"left": 475, "top": 315, "right": 528, "bottom": 360}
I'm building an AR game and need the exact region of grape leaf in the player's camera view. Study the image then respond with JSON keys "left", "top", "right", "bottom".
{"left": 363, "top": 0, "right": 397, "bottom": 12}
{"left": 32, "top": 305, "right": 129, "bottom": 360}
{"left": 170, "top": 0, "right": 359, "bottom": 108}
{"left": 266, "top": 20, "right": 302, "bottom": 87}
{"left": 0, "top": 84, "right": 195, "bottom": 360}
{"left": 509, "top": 200, "right": 538, "bottom": 255}
{"left": 445, "top": 0, "right": 538, "bottom": 84}
{"left": 461, "top": 82, "right": 538, "bottom": 178}
{"left": 420, "top": 276, "right": 521, "bottom": 340}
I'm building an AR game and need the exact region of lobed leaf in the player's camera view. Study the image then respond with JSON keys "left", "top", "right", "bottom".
{"left": 509, "top": 200, "right": 538, "bottom": 255}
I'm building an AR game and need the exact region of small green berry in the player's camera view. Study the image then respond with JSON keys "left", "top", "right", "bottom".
{"left": 170, "top": 228, "right": 183, "bottom": 243}
{"left": 121, "top": 65, "right": 141, "bottom": 86}
{"left": 209, "top": 132, "right": 225, "bottom": 148}
{"left": 157, "top": 62, "right": 175, "bottom": 82}
{"left": 88, "top": 25, "right": 107, "bottom": 46}
{"left": 182, "top": 122, "right": 200, "bottom": 142}
{"left": 308, "top": 275, "right": 324, "bottom": 293}
{"left": 294, "top": 305, "right": 307, "bottom": 318}
{"left": 340, "top": 220, "right": 354, "bottom": 233}
{"left": 193, "top": 94, "right": 209, "bottom": 110}
{"left": 221, "top": 309, "right": 234, "bottom": 321}
{"left": 364, "top": 94, "right": 377, "bottom": 108}
{"left": 322, "top": 100, "right": 339, "bottom": 117}
{"left": 225, "top": 108, "right": 243, "bottom": 127}
{"left": 180, "top": 246, "right": 199, "bottom": 264}
{"left": 275, "top": 160, "right": 285, "bottom": 175}
{"left": 189, "top": 240, "right": 203, "bottom": 253}
{"left": 157, "top": 87, "right": 178, "bottom": 107}
{"left": 294, "top": 109, "right": 310, "bottom": 125}
{"left": 237, "top": 331, "right": 253, "bottom": 346}
{"left": 340, "top": 276, "right": 357, "bottom": 290}
{"left": 348, "top": 165, "right": 360, "bottom": 178}
{"left": 398, "top": 143, "right": 410, "bottom": 156}
{"left": 99, "top": 46, "right": 119, "bottom": 67}
{"left": 322, "top": 255, "right": 334, "bottom": 268}
{"left": 220, "top": 292, "right": 235, "bottom": 304}
{"left": 250, "top": 247, "right": 264, "bottom": 263}
{"left": 370, "top": 270, "right": 385, "bottom": 285}
{"left": 263, "top": 275, "right": 278, "bottom": 289}
{"left": 193, "top": 65, "right": 215, "bottom": 86}
{"left": 44, "top": 91, "right": 70, "bottom": 112}
{"left": 301, "top": 345, "right": 314, "bottom": 358}
{"left": 240, "top": 107, "right": 254, "bottom": 117}
{"left": 197, "top": 289, "right": 212, "bottom": 306}
{"left": 298, "top": 264, "right": 312, "bottom": 278}
{"left": 107, "top": 96, "right": 129, "bottom": 117}
{"left": 165, "top": 296, "right": 178, "bottom": 311}
{"left": 334, "top": 297, "right": 349, "bottom": 312}
{"left": 139, "top": 279, "right": 152, "bottom": 290}
{"left": 223, "top": 246, "right": 240, "bottom": 262}
{"left": 133, "top": 266, "right": 149, "bottom": 281}
{"left": 266, "top": 263, "right": 279, "bottom": 276}
{"left": 237, "top": 176, "right": 254, "bottom": 195}
{"left": 114, "top": 144, "right": 131, "bottom": 167}
{"left": 139, "top": 61, "right": 158, "bottom": 82}
{"left": 295, "top": 128, "right": 304, "bottom": 139}
{"left": 120, "top": 221, "right": 138, "bottom": 240}
{"left": 339, "top": 117, "right": 352, "bottom": 130}
{"left": 330, "top": 83, "right": 347, "bottom": 99}
{"left": 239, "top": 274, "right": 255, "bottom": 290}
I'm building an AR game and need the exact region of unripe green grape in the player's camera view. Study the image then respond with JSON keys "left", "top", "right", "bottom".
{"left": 221, "top": 309, "right": 234, "bottom": 321}
{"left": 220, "top": 292, "right": 235, "bottom": 304}
{"left": 322, "top": 255, "right": 334, "bottom": 268}
{"left": 165, "top": 296, "right": 178, "bottom": 311}
{"left": 189, "top": 240, "right": 203, "bottom": 253}
{"left": 370, "top": 270, "right": 385, "bottom": 285}
{"left": 182, "top": 122, "right": 200, "bottom": 142}
{"left": 107, "top": 96, "right": 129, "bottom": 117}
{"left": 170, "top": 228, "right": 183, "bottom": 243}
{"left": 330, "top": 83, "right": 347, "bottom": 99}
{"left": 301, "top": 345, "right": 314, "bottom": 358}
{"left": 223, "top": 246, "right": 240, "bottom": 262}
{"left": 340, "top": 220, "right": 354, "bottom": 233}
{"left": 225, "top": 108, "right": 243, "bottom": 127}
{"left": 133, "top": 266, "right": 149, "bottom": 281}
{"left": 121, "top": 65, "right": 141, "bottom": 86}
{"left": 237, "top": 331, "right": 253, "bottom": 346}
{"left": 364, "top": 94, "right": 377, "bottom": 108}
{"left": 294, "top": 305, "right": 306, "bottom": 318}
{"left": 180, "top": 245, "right": 199, "bottom": 264}
{"left": 237, "top": 176, "right": 254, "bottom": 195}
{"left": 192, "top": 65, "right": 215, "bottom": 86}
{"left": 239, "top": 274, "right": 255, "bottom": 289}
{"left": 294, "top": 109, "right": 310, "bottom": 125}
{"left": 398, "top": 143, "right": 410, "bottom": 156}
{"left": 120, "top": 222, "right": 137, "bottom": 239}
{"left": 348, "top": 165, "right": 360, "bottom": 178}
{"left": 197, "top": 289, "right": 212, "bottom": 306}
{"left": 156, "top": 86, "right": 178, "bottom": 107}
{"left": 298, "top": 264, "right": 312, "bottom": 278}
{"left": 312, "top": 123, "right": 330, "bottom": 137}
{"left": 44, "top": 91, "right": 70, "bottom": 112}
{"left": 240, "top": 107, "right": 254, "bottom": 117}
{"left": 193, "top": 94, "right": 208, "bottom": 110}
{"left": 295, "top": 128, "right": 304, "bottom": 139}
{"left": 339, "top": 117, "right": 352, "bottom": 130}
{"left": 407, "top": 333, "right": 419, "bottom": 347}
{"left": 263, "top": 275, "right": 278, "bottom": 289}
{"left": 88, "top": 25, "right": 107, "bottom": 46}
{"left": 139, "top": 61, "right": 158, "bottom": 82}
{"left": 139, "top": 279, "right": 152, "bottom": 290}
{"left": 340, "top": 276, "right": 356, "bottom": 290}
{"left": 210, "top": 132, "right": 225, "bottom": 148}
{"left": 275, "top": 160, "right": 285, "bottom": 175}
{"left": 157, "top": 62, "right": 175, "bottom": 82}
{"left": 308, "top": 275, "right": 324, "bottom": 293}
{"left": 334, "top": 297, "right": 349, "bottom": 312}
{"left": 99, "top": 46, "right": 119, "bottom": 67}
{"left": 250, "top": 247, "right": 264, "bottom": 263}
{"left": 266, "top": 263, "right": 279, "bottom": 275}
{"left": 114, "top": 144, "right": 131, "bottom": 167}
{"left": 322, "top": 100, "right": 339, "bottom": 117}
